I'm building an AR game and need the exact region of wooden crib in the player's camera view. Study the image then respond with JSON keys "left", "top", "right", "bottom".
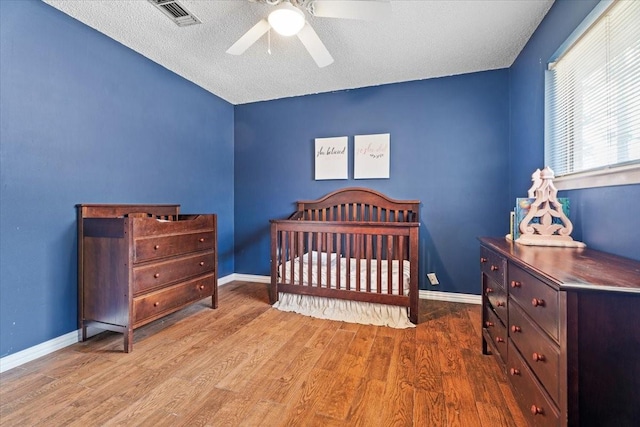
{"left": 270, "top": 188, "right": 420, "bottom": 324}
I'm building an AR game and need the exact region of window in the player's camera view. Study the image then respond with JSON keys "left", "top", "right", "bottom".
{"left": 545, "top": 0, "right": 640, "bottom": 190}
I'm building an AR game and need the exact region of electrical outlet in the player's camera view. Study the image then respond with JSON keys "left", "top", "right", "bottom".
{"left": 427, "top": 273, "right": 439, "bottom": 285}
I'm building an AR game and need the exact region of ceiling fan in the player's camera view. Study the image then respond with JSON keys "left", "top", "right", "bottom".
{"left": 226, "top": 0, "right": 391, "bottom": 68}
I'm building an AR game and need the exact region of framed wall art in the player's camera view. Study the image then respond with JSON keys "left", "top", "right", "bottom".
{"left": 354, "top": 133, "right": 390, "bottom": 179}
{"left": 314, "top": 136, "right": 348, "bottom": 180}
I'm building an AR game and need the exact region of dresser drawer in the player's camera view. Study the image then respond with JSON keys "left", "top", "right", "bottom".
{"left": 483, "top": 304, "right": 508, "bottom": 363}
{"left": 507, "top": 343, "right": 560, "bottom": 427}
{"left": 509, "top": 264, "right": 559, "bottom": 342}
{"left": 480, "top": 246, "right": 505, "bottom": 287}
{"left": 133, "top": 274, "right": 215, "bottom": 324}
{"left": 132, "top": 251, "right": 215, "bottom": 295}
{"left": 509, "top": 303, "right": 560, "bottom": 404}
{"left": 134, "top": 231, "right": 213, "bottom": 263}
{"left": 485, "top": 278, "right": 508, "bottom": 325}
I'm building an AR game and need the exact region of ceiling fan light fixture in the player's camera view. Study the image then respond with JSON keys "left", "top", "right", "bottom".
{"left": 268, "top": 2, "right": 305, "bottom": 36}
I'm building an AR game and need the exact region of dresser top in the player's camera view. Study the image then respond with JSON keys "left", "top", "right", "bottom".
{"left": 77, "top": 204, "right": 180, "bottom": 218}
{"left": 479, "top": 237, "right": 640, "bottom": 293}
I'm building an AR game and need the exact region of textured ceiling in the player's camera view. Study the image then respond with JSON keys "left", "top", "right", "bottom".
{"left": 42, "top": 0, "right": 554, "bottom": 105}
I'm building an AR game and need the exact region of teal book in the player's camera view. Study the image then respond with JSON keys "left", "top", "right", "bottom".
{"left": 514, "top": 198, "right": 570, "bottom": 240}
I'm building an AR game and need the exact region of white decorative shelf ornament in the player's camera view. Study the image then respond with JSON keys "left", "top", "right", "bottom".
{"left": 528, "top": 168, "right": 542, "bottom": 198}
{"left": 516, "top": 167, "right": 586, "bottom": 248}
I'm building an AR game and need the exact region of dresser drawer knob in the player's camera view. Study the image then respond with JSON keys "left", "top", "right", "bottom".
{"left": 485, "top": 321, "right": 494, "bottom": 328}
{"left": 509, "top": 368, "right": 520, "bottom": 376}
{"left": 153, "top": 273, "right": 160, "bottom": 278}
{"left": 199, "top": 285, "right": 205, "bottom": 290}
{"left": 199, "top": 261, "right": 205, "bottom": 266}
{"left": 532, "top": 352, "right": 545, "bottom": 362}
{"left": 511, "top": 325, "right": 521, "bottom": 333}
{"left": 510, "top": 280, "right": 521, "bottom": 288}
{"left": 154, "top": 245, "right": 160, "bottom": 250}
{"left": 154, "top": 302, "right": 160, "bottom": 307}
{"left": 490, "top": 265, "right": 499, "bottom": 271}
{"left": 480, "top": 257, "right": 487, "bottom": 263}
{"left": 530, "top": 405, "right": 544, "bottom": 416}
{"left": 531, "top": 298, "right": 545, "bottom": 307}
{"left": 496, "top": 301, "right": 506, "bottom": 307}
{"left": 495, "top": 337, "right": 504, "bottom": 343}
{"left": 199, "top": 238, "right": 205, "bottom": 243}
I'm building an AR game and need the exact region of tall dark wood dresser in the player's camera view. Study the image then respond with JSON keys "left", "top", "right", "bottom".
{"left": 77, "top": 204, "right": 218, "bottom": 352}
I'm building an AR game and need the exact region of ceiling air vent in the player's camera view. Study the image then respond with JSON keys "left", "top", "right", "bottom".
{"left": 148, "top": 0, "right": 201, "bottom": 27}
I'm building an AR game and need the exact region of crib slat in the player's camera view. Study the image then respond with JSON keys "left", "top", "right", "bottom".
{"left": 387, "top": 235, "right": 394, "bottom": 294}
{"left": 335, "top": 233, "right": 341, "bottom": 290}
{"left": 315, "top": 232, "right": 321, "bottom": 287}
{"left": 376, "top": 234, "right": 382, "bottom": 294}
{"left": 288, "top": 231, "right": 294, "bottom": 286}
{"left": 277, "top": 229, "right": 281, "bottom": 283}
{"left": 345, "top": 233, "right": 351, "bottom": 291}
{"left": 355, "top": 234, "right": 362, "bottom": 292}
{"left": 297, "top": 232, "right": 304, "bottom": 286}
{"left": 365, "top": 234, "right": 372, "bottom": 293}
{"left": 399, "top": 235, "right": 405, "bottom": 292}
{"left": 326, "top": 232, "right": 332, "bottom": 289}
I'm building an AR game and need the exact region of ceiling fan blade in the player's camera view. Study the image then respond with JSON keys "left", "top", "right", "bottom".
{"left": 226, "top": 19, "right": 271, "bottom": 55}
{"left": 296, "top": 22, "right": 334, "bottom": 68}
{"left": 310, "top": 0, "right": 391, "bottom": 21}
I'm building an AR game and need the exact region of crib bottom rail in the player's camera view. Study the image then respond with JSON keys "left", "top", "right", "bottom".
{"left": 277, "top": 283, "right": 408, "bottom": 306}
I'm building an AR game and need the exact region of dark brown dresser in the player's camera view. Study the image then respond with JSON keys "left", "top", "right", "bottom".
{"left": 78, "top": 204, "right": 218, "bottom": 352}
{"left": 480, "top": 237, "right": 640, "bottom": 427}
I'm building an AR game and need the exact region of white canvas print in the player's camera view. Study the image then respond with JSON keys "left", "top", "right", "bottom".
{"left": 315, "top": 136, "right": 348, "bottom": 180}
{"left": 354, "top": 133, "right": 390, "bottom": 179}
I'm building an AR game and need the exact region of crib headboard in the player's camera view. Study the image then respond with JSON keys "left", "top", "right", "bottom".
{"left": 293, "top": 187, "right": 420, "bottom": 223}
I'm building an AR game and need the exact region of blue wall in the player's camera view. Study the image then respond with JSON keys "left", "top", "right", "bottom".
{"left": 235, "top": 71, "right": 511, "bottom": 293}
{"left": 0, "top": 0, "right": 235, "bottom": 357}
{"left": 509, "top": 0, "right": 640, "bottom": 260}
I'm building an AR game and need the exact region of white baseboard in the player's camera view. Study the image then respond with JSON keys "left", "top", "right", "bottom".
{"left": 0, "top": 273, "right": 478, "bottom": 373}
{"left": 0, "top": 330, "right": 79, "bottom": 373}
{"left": 419, "top": 289, "right": 481, "bottom": 305}
{"left": 217, "top": 273, "right": 239, "bottom": 286}
{"left": 227, "top": 273, "right": 271, "bottom": 284}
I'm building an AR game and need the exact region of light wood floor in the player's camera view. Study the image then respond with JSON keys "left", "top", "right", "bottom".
{"left": 0, "top": 281, "right": 526, "bottom": 426}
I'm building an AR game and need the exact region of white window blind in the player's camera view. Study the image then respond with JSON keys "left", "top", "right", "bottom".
{"left": 545, "top": 0, "right": 640, "bottom": 182}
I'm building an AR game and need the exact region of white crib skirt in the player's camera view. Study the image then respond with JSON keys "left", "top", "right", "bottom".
{"left": 272, "top": 292, "right": 415, "bottom": 329}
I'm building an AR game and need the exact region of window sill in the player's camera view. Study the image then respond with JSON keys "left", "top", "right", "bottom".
{"left": 554, "top": 163, "right": 640, "bottom": 191}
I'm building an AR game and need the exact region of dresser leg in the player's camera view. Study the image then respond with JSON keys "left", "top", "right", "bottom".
{"left": 482, "top": 336, "right": 490, "bottom": 355}
{"left": 80, "top": 322, "right": 87, "bottom": 342}
{"left": 124, "top": 329, "right": 133, "bottom": 353}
